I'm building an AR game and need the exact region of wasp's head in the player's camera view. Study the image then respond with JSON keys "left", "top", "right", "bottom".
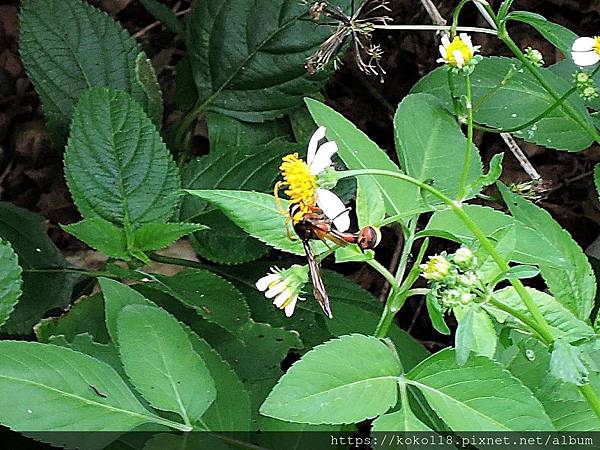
{"left": 357, "top": 226, "right": 381, "bottom": 251}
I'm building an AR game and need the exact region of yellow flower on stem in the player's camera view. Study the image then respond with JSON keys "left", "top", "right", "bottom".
{"left": 275, "top": 126, "right": 350, "bottom": 231}
{"left": 437, "top": 33, "right": 480, "bottom": 69}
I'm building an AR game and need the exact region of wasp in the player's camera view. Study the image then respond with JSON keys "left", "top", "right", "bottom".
{"left": 290, "top": 204, "right": 381, "bottom": 318}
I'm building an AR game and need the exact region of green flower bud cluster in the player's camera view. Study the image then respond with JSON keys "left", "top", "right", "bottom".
{"left": 574, "top": 71, "right": 599, "bottom": 100}
{"left": 421, "top": 247, "right": 481, "bottom": 310}
{"left": 524, "top": 47, "right": 544, "bottom": 67}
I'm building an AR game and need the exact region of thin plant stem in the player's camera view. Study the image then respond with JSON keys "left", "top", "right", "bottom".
{"left": 459, "top": 72, "right": 474, "bottom": 199}
{"left": 23, "top": 268, "right": 117, "bottom": 278}
{"left": 372, "top": 24, "right": 497, "bottom": 35}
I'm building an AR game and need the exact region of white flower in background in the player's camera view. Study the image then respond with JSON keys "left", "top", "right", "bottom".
{"left": 571, "top": 37, "right": 600, "bottom": 67}
{"left": 437, "top": 33, "right": 481, "bottom": 69}
{"left": 277, "top": 126, "right": 350, "bottom": 231}
{"left": 255, "top": 265, "right": 309, "bottom": 317}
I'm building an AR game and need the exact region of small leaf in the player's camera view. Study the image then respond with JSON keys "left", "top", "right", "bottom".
{"left": 492, "top": 265, "right": 540, "bottom": 286}
{"left": 0, "top": 240, "right": 22, "bottom": 329}
{"left": 135, "top": 53, "right": 164, "bottom": 127}
{"left": 117, "top": 305, "right": 216, "bottom": 423}
{"left": 0, "top": 341, "right": 173, "bottom": 445}
{"left": 19, "top": 0, "right": 153, "bottom": 145}
{"left": 454, "top": 304, "right": 497, "bottom": 366}
{"left": 550, "top": 339, "right": 590, "bottom": 386}
{"left": 426, "top": 294, "right": 450, "bottom": 335}
{"left": 335, "top": 245, "right": 374, "bottom": 263}
{"left": 372, "top": 407, "right": 433, "bottom": 432}
{"left": 133, "top": 223, "right": 207, "bottom": 252}
{"left": 139, "top": 0, "right": 184, "bottom": 34}
{"left": 62, "top": 218, "right": 129, "bottom": 260}
{"left": 65, "top": 88, "right": 180, "bottom": 228}
{"left": 508, "top": 11, "right": 577, "bottom": 57}
{"left": 407, "top": 348, "right": 555, "bottom": 431}
{"left": 0, "top": 203, "right": 76, "bottom": 334}
{"left": 260, "top": 334, "right": 402, "bottom": 424}
{"left": 356, "top": 176, "right": 385, "bottom": 229}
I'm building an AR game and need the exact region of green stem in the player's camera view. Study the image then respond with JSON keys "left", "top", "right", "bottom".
{"left": 451, "top": 0, "right": 473, "bottom": 38}
{"left": 459, "top": 72, "right": 474, "bottom": 199}
{"left": 580, "top": 384, "right": 600, "bottom": 420}
{"left": 149, "top": 253, "right": 211, "bottom": 270}
{"left": 372, "top": 24, "right": 497, "bottom": 35}
{"left": 487, "top": 296, "right": 546, "bottom": 342}
{"left": 23, "top": 268, "right": 117, "bottom": 278}
{"left": 367, "top": 259, "right": 400, "bottom": 290}
{"left": 499, "top": 25, "right": 600, "bottom": 145}
{"left": 394, "top": 218, "right": 418, "bottom": 284}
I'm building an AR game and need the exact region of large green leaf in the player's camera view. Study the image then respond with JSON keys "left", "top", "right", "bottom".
{"left": 180, "top": 140, "right": 295, "bottom": 264}
{"left": 186, "top": 0, "right": 343, "bottom": 121}
{"left": 406, "top": 349, "right": 554, "bottom": 431}
{"left": 0, "top": 341, "right": 184, "bottom": 449}
{"left": 65, "top": 88, "right": 180, "bottom": 227}
{"left": 117, "top": 305, "right": 216, "bottom": 424}
{"left": 260, "top": 334, "right": 402, "bottom": 424}
{"left": 306, "top": 98, "right": 414, "bottom": 217}
{"left": 413, "top": 57, "right": 594, "bottom": 151}
{"left": 19, "top": 0, "right": 152, "bottom": 146}
{"left": 185, "top": 189, "right": 306, "bottom": 255}
{"left": 206, "top": 112, "right": 291, "bottom": 148}
{"left": 426, "top": 205, "right": 567, "bottom": 268}
{"left": 394, "top": 93, "right": 483, "bottom": 204}
{"left": 150, "top": 268, "right": 252, "bottom": 337}
{"left": 0, "top": 240, "right": 22, "bottom": 328}
{"left": 186, "top": 330, "right": 251, "bottom": 431}
{"left": 0, "top": 203, "right": 76, "bottom": 334}
{"left": 498, "top": 183, "right": 596, "bottom": 320}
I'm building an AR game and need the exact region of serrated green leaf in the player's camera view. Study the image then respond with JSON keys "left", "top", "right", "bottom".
{"left": 427, "top": 204, "right": 567, "bottom": 268}
{"left": 186, "top": 0, "right": 344, "bottom": 121}
{"left": 508, "top": 12, "right": 577, "bottom": 57}
{"left": 100, "top": 278, "right": 155, "bottom": 344}
{"left": 206, "top": 112, "right": 291, "bottom": 148}
{"left": 0, "top": 203, "right": 76, "bottom": 334}
{"left": 65, "top": 88, "right": 180, "bottom": 228}
{"left": 140, "top": 0, "right": 183, "bottom": 34}
{"left": 550, "top": 339, "right": 590, "bottom": 386}
{"left": 406, "top": 348, "right": 555, "bottom": 431}
{"left": 260, "top": 334, "right": 401, "bottom": 424}
{"left": 186, "top": 330, "right": 251, "bottom": 431}
{"left": 135, "top": 53, "right": 163, "bottom": 127}
{"left": 133, "top": 223, "right": 206, "bottom": 252}
{"left": 413, "top": 57, "right": 594, "bottom": 152}
{"left": 454, "top": 304, "right": 497, "bottom": 366}
{"left": 35, "top": 293, "right": 110, "bottom": 344}
{"left": 0, "top": 240, "right": 22, "bottom": 329}
{"left": 180, "top": 139, "right": 295, "bottom": 264}
{"left": 0, "top": 341, "right": 179, "bottom": 447}
{"left": 185, "top": 189, "right": 305, "bottom": 255}
{"left": 498, "top": 183, "right": 596, "bottom": 320}
{"left": 305, "top": 98, "right": 412, "bottom": 217}
{"left": 19, "top": 0, "right": 152, "bottom": 146}
{"left": 150, "top": 268, "right": 252, "bottom": 336}
{"left": 62, "top": 218, "right": 129, "bottom": 260}
{"left": 117, "top": 305, "right": 216, "bottom": 424}
{"left": 491, "top": 287, "right": 595, "bottom": 341}
{"left": 394, "top": 93, "right": 483, "bottom": 204}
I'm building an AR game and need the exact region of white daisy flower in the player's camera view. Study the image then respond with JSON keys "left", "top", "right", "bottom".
{"left": 278, "top": 126, "right": 350, "bottom": 231}
{"left": 437, "top": 33, "right": 481, "bottom": 69}
{"left": 571, "top": 36, "right": 600, "bottom": 67}
{"left": 255, "top": 265, "right": 309, "bottom": 317}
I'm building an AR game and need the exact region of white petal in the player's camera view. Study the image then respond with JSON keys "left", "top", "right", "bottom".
{"left": 256, "top": 273, "right": 279, "bottom": 291}
{"left": 572, "top": 37, "right": 597, "bottom": 52}
{"left": 284, "top": 295, "right": 298, "bottom": 317}
{"left": 309, "top": 141, "right": 338, "bottom": 175}
{"left": 265, "top": 281, "right": 287, "bottom": 299}
{"left": 441, "top": 34, "right": 450, "bottom": 47}
{"left": 273, "top": 288, "right": 292, "bottom": 308}
{"left": 316, "top": 188, "right": 350, "bottom": 232}
{"left": 453, "top": 50, "right": 465, "bottom": 68}
{"left": 436, "top": 57, "right": 446, "bottom": 64}
{"left": 438, "top": 44, "right": 447, "bottom": 59}
{"left": 572, "top": 50, "right": 600, "bottom": 67}
{"left": 307, "top": 126, "right": 327, "bottom": 165}
{"left": 459, "top": 33, "right": 473, "bottom": 49}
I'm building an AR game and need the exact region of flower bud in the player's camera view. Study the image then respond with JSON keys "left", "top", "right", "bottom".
{"left": 453, "top": 247, "right": 474, "bottom": 269}
{"left": 421, "top": 255, "right": 451, "bottom": 281}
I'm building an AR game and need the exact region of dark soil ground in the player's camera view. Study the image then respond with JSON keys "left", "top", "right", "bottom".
{"left": 1, "top": 0, "right": 600, "bottom": 348}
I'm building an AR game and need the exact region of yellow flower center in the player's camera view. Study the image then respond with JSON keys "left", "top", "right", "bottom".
{"left": 594, "top": 36, "right": 600, "bottom": 56}
{"left": 446, "top": 36, "right": 473, "bottom": 66}
{"left": 277, "top": 153, "right": 317, "bottom": 222}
